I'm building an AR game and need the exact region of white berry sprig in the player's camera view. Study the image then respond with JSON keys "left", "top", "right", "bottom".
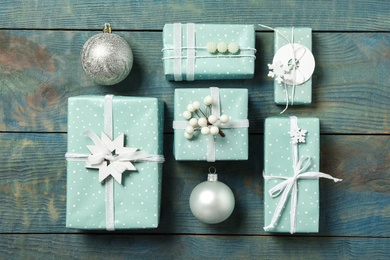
{"left": 182, "top": 96, "right": 229, "bottom": 139}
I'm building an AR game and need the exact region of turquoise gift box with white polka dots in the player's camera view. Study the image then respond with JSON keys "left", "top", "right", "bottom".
{"left": 66, "top": 95, "right": 164, "bottom": 230}
{"left": 162, "top": 23, "right": 256, "bottom": 81}
{"left": 173, "top": 88, "right": 248, "bottom": 161}
{"left": 264, "top": 117, "right": 320, "bottom": 233}
{"left": 272, "top": 27, "right": 314, "bottom": 105}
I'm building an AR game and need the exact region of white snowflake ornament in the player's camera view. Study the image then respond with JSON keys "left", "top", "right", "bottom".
{"left": 288, "top": 127, "right": 308, "bottom": 144}
{"left": 268, "top": 60, "right": 291, "bottom": 84}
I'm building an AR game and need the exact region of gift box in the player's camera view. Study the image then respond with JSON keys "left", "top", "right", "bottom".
{"left": 173, "top": 87, "right": 249, "bottom": 161}
{"left": 162, "top": 23, "right": 256, "bottom": 81}
{"left": 268, "top": 27, "right": 315, "bottom": 106}
{"left": 263, "top": 116, "right": 341, "bottom": 233}
{"left": 65, "top": 95, "right": 164, "bottom": 230}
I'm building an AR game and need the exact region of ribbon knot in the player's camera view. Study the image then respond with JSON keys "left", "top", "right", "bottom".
{"left": 268, "top": 156, "right": 312, "bottom": 199}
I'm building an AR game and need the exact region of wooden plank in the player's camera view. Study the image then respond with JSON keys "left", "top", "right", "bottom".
{"left": 0, "top": 234, "right": 389, "bottom": 259}
{"left": 0, "top": 0, "right": 389, "bottom": 31}
{"left": 0, "top": 133, "right": 389, "bottom": 236}
{"left": 0, "top": 30, "right": 389, "bottom": 134}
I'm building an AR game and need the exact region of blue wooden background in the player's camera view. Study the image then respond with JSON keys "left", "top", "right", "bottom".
{"left": 0, "top": 0, "right": 389, "bottom": 259}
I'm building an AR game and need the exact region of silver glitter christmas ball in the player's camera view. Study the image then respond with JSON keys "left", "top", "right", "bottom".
{"left": 81, "top": 28, "right": 133, "bottom": 86}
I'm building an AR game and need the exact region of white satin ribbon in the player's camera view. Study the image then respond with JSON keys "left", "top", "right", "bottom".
{"left": 263, "top": 116, "right": 342, "bottom": 234}
{"left": 103, "top": 94, "right": 115, "bottom": 231}
{"left": 172, "top": 87, "right": 249, "bottom": 162}
{"left": 173, "top": 23, "right": 182, "bottom": 81}
{"left": 186, "top": 23, "right": 195, "bottom": 81}
{"left": 207, "top": 87, "right": 221, "bottom": 162}
{"left": 65, "top": 95, "right": 164, "bottom": 231}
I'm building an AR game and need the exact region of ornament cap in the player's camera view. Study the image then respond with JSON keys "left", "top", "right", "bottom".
{"left": 207, "top": 167, "right": 218, "bottom": 181}
{"left": 103, "top": 23, "right": 112, "bottom": 33}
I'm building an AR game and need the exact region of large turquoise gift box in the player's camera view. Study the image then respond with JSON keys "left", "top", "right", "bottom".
{"left": 162, "top": 23, "right": 256, "bottom": 81}
{"left": 65, "top": 95, "right": 164, "bottom": 230}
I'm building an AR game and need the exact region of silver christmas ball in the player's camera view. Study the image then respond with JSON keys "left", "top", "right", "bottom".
{"left": 189, "top": 174, "right": 235, "bottom": 224}
{"left": 81, "top": 27, "right": 133, "bottom": 86}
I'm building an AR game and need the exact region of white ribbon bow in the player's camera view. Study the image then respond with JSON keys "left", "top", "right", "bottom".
{"left": 263, "top": 156, "right": 342, "bottom": 234}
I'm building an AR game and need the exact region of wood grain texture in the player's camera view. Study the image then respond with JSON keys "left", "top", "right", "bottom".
{"left": 0, "top": 31, "right": 389, "bottom": 133}
{"left": 0, "top": 0, "right": 389, "bottom": 31}
{"left": 0, "top": 234, "right": 389, "bottom": 259}
{"left": 0, "top": 1, "right": 389, "bottom": 258}
{"left": 1, "top": 133, "right": 389, "bottom": 237}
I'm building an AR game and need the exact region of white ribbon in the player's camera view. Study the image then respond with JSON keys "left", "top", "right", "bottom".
{"left": 186, "top": 23, "right": 196, "bottom": 81}
{"left": 103, "top": 94, "right": 115, "bottom": 231}
{"left": 173, "top": 23, "right": 196, "bottom": 81}
{"left": 173, "top": 23, "right": 182, "bottom": 81}
{"left": 207, "top": 87, "right": 221, "bottom": 162}
{"left": 65, "top": 95, "right": 164, "bottom": 231}
{"left": 263, "top": 116, "right": 342, "bottom": 234}
{"left": 172, "top": 87, "right": 249, "bottom": 162}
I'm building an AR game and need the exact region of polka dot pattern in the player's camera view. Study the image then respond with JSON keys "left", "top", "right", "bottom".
{"left": 174, "top": 88, "right": 248, "bottom": 161}
{"left": 273, "top": 27, "right": 313, "bottom": 105}
{"left": 66, "top": 96, "right": 163, "bottom": 230}
{"left": 163, "top": 24, "right": 255, "bottom": 80}
{"left": 264, "top": 117, "right": 320, "bottom": 233}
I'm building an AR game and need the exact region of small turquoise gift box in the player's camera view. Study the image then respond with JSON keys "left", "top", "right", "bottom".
{"left": 65, "top": 95, "right": 164, "bottom": 230}
{"left": 263, "top": 116, "right": 341, "bottom": 233}
{"left": 267, "top": 27, "right": 315, "bottom": 110}
{"left": 162, "top": 23, "right": 256, "bottom": 81}
{"left": 173, "top": 87, "right": 249, "bottom": 161}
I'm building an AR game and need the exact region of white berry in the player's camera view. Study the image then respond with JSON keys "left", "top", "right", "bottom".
{"left": 206, "top": 42, "right": 217, "bottom": 53}
{"left": 184, "top": 132, "right": 193, "bottom": 139}
{"left": 228, "top": 42, "right": 239, "bottom": 54}
{"left": 189, "top": 118, "right": 198, "bottom": 127}
{"left": 201, "top": 127, "right": 210, "bottom": 135}
{"left": 208, "top": 115, "right": 217, "bottom": 124}
{"left": 183, "top": 110, "right": 192, "bottom": 119}
{"left": 204, "top": 95, "right": 213, "bottom": 106}
{"left": 192, "top": 101, "right": 201, "bottom": 110}
{"left": 210, "top": 126, "right": 219, "bottom": 135}
{"left": 187, "top": 104, "right": 195, "bottom": 112}
{"left": 217, "top": 42, "right": 228, "bottom": 53}
{"left": 220, "top": 114, "right": 229, "bottom": 123}
{"left": 198, "top": 118, "right": 208, "bottom": 127}
{"left": 185, "top": 125, "right": 194, "bottom": 134}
